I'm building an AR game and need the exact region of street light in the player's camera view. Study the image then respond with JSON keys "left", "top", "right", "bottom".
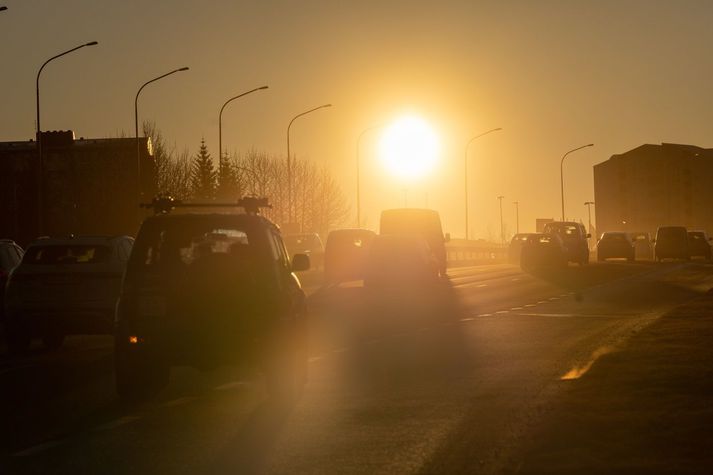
{"left": 560, "top": 143, "right": 594, "bottom": 221}
{"left": 35, "top": 40, "right": 99, "bottom": 233}
{"left": 356, "top": 124, "right": 382, "bottom": 228}
{"left": 218, "top": 85, "right": 269, "bottom": 175}
{"left": 286, "top": 103, "right": 332, "bottom": 223}
{"left": 134, "top": 67, "right": 189, "bottom": 202}
{"left": 464, "top": 127, "right": 502, "bottom": 240}
{"left": 513, "top": 201, "right": 520, "bottom": 234}
{"left": 497, "top": 195, "right": 505, "bottom": 246}
{"left": 1, "top": 6, "right": 8, "bottom": 12}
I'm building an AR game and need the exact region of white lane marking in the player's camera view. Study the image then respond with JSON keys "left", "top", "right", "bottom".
{"left": 308, "top": 356, "right": 323, "bottom": 363}
{"left": 537, "top": 300, "right": 548, "bottom": 304}
{"left": 559, "top": 294, "right": 569, "bottom": 298}
{"left": 511, "top": 307, "right": 524, "bottom": 311}
{"left": 548, "top": 297, "right": 560, "bottom": 301}
{"left": 524, "top": 304, "right": 536, "bottom": 307}
{"left": 163, "top": 396, "right": 197, "bottom": 408}
{"left": 460, "top": 317, "right": 475, "bottom": 322}
{"left": 516, "top": 313, "right": 577, "bottom": 318}
{"left": 13, "top": 440, "right": 64, "bottom": 457}
{"left": 476, "top": 284, "right": 488, "bottom": 288}
{"left": 511, "top": 278, "right": 521, "bottom": 282}
{"left": 214, "top": 381, "right": 250, "bottom": 391}
{"left": 94, "top": 415, "right": 142, "bottom": 431}
{"left": 479, "top": 313, "right": 494, "bottom": 317}
{"left": 495, "top": 310, "right": 509, "bottom": 314}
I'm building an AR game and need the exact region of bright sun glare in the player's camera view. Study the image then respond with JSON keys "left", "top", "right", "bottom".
{"left": 379, "top": 115, "right": 440, "bottom": 181}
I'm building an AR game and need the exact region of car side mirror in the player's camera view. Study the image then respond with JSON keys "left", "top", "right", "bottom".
{"left": 444, "top": 233, "right": 451, "bottom": 243}
{"left": 291, "top": 253, "right": 311, "bottom": 272}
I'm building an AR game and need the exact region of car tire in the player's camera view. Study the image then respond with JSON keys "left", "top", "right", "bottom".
{"left": 5, "top": 320, "right": 31, "bottom": 354}
{"left": 115, "top": 339, "right": 169, "bottom": 403}
{"left": 42, "top": 331, "right": 65, "bottom": 351}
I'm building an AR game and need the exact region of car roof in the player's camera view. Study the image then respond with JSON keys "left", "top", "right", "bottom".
{"left": 142, "top": 212, "right": 278, "bottom": 232}
{"left": 29, "top": 235, "right": 130, "bottom": 246}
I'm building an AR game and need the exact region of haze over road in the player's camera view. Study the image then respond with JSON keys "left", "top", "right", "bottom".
{"left": 2, "top": 261, "right": 712, "bottom": 474}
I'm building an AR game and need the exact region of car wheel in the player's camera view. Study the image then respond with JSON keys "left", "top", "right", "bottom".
{"left": 115, "top": 338, "right": 169, "bottom": 403}
{"left": 42, "top": 331, "right": 65, "bottom": 351}
{"left": 6, "top": 320, "right": 31, "bottom": 354}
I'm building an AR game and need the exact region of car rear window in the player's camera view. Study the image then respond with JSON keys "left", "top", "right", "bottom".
{"left": 24, "top": 244, "right": 111, "bottom": 265}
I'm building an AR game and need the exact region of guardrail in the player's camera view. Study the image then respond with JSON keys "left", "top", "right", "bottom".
{"left": 446, "top": 240, "right": 509, "bottom": 266}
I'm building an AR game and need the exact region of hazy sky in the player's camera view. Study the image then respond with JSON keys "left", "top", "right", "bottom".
{"left": 2, "top": 0, "right": 713, "bottom": 238}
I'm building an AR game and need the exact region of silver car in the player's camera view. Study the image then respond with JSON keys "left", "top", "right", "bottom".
{"left": 4, "top": 235, "right": 133, "bottom": 352}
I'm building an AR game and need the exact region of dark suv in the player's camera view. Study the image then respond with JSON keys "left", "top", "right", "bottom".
{"left": 543, "top": 221, "right": 590, "bottom": 265}
{"left": 114, "top": 198, "right": 311, "bottom": 401}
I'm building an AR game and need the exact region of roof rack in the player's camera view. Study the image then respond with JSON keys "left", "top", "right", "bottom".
{"left": 140, "top": 195, "right": 272, "bottom": 216}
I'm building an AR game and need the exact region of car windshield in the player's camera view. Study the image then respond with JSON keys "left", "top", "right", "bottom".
{"left": 23, "top": 244, "right": 110, "bottom": 265}
{"left": 544, "top": 223, "right": 580, "bottom": 239}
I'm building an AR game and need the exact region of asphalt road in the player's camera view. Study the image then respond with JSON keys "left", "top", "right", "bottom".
{"left": 2, "top": 261, "right": 712, "bottom": 474}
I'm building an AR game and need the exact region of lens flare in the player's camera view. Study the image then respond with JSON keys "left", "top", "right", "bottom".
{"left": 379, "top": 115, "right": 440, "bottom": 181}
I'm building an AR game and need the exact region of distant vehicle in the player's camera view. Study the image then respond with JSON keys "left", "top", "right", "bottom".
{"left": 519, "top": 233, "right": 568, "bottom": 271}
{"left": 542, "top": 221, "right": 590, "bottom": 265}
{"left": 629, "top": 232, "right": 654, "bottom": 260}
{"left": 380, "top": 208, "right": 449, "bottom": 276}
{"left": 687, "top": 231, "right": 712, "bottom": 260}
{"left": 283, "top": 233, "right": 324, "bottom": 270}
{"left": 324, "top": 229, "right": 376, "bottom": 284}
{"left": 508, "top": 233, "right": 539, "bottom": 264}
{"left": 597, "top": 232, "right": 635, "bottom": 262}
{"left": 0, "top": 239, "right": 24, "bottom": 327}
{"left": 114, "top": 198, "right": 310, "bottom": 402}
{"left": 654, "top": 226, "right": 689, "bottom": 261}
{"left": 364, "top": 234, "right": 440, "bottom": 293}
{"left": 4, "top": 235, "right": 133, "bottom": 353}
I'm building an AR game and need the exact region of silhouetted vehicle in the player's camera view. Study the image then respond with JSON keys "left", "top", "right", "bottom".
{"left": 114, "top": 198, "right": 310, "bottom": 402}
{"left": 597, "top": 232, "right": 635, "bottom": 262}
{"left": 284, "top": 233, "right": 324, "bottom": 270}
{"left": 508, "top": 233, "right": 539, "bottom": 264}
{"left": 654, "top": 226, "right": 689, "bottom": 261}
{"left": 380, "top": 208, "right": 449, "bottom": 276}
{"left": 364, "top": 234, "right": 440, "bottom": 294}
{"left": 687, "top": 231, "right": 712, "bottom": 260}
{"left": 4, "top": 235, "right": 133, "bottom": 353}
{"left": 324, "top": 229, "right": 376, "bottom": 284}
{"left": 629, "top": 232, "right": 654, "bottom": 260}
{"left": 519, "top": 233, "right": 568, "bottom": 271}
{"left": 542, "top": 221, "right": 590, "bottom": 265}
{"left": 0, "top": 240, "right": 24, "bottom": 331}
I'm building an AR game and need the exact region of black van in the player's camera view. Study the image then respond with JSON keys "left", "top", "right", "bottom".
{"left": 654, "top": 226, "right": 689, "bottom": 261}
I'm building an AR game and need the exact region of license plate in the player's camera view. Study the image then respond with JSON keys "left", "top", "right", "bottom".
{"left": 139, "top": 296, "right": 166, "bottom": 317}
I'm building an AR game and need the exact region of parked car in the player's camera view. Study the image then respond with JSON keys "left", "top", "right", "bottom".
{"left": 284, "top": 233, "right": 324, "bottom": 270}
{"left": 324, "top": 229, "right": 376, "bottom": 284}
{"left": 364, "top": 234, "right": 440, "bottom": 294}
{"left": 114, "top": 199, "right": 310, "bottom": 402}
{"left": 380, "top": 208, "right": 449, "bottom": 276}
{"left": 0, "top": 239, "right": 24, "bottom": 326}
{"left": 4, "top": 235, "right": 133, "bottom": 352}
{"left": 654, "top": 226, "right": 689, "bottom": 261}
{"left": 519, "top": 233, "right": 568, "bottom": 271}
{"left": 508, "top": 233, "right": 539, "bottom": 264}
{"left": 629, "top": 232, "right": 654, "bottom": 260}
{"left": 687, "top": 231, "right": 712, "bottom": 260}
{"left": 597, "top": 232, "right": 635, "bottom": 262}
{"left": 542, "top": 221, "right": 590, "bottom": 265}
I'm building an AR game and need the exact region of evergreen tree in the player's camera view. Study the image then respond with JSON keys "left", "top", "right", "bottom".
{"left": 190, "top": 138, "right": 217, "bottom": 200}
{"left": 216, "top": 150, "right": 238, "bottom": 200}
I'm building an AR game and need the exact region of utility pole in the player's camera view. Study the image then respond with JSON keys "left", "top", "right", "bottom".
{"left": 584, "top": 201, "right": 595, "bottom": 235}
{"left": 498, "top": 195, "right": 505, "bottom": 246}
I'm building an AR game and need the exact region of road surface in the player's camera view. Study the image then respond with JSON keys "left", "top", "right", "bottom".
{"left": 2, "top": 261, "right": 712, "bottom": 474}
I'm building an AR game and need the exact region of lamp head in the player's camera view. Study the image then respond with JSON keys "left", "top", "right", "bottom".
{"left": 85, "top": 41, "right": 99, "bottom": 46}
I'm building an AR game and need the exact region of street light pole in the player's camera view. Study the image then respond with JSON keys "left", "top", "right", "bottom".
{"left": 286, "top": 103, "right": 332, "bottom": 224}
{"left": 584, "top": 201, "right": 595, "bottom": 235}
{"left": 134, "top": 67, "right": 189, "bottom": 203}
{"left": 218, "top": 85, "right": 268, "bottom": 179}
{"left": 35, "top": 40, "right": 99, "bottom": 234}
{"left": 560, "top": 143, "right": 594, "bottom": 221}
{"left": 497, "top": 195, "right": 505, "bottom": 246}
{"left": 513, "top": 201, "right": 519, "bottom": 234}
{"left": 0, "top": 6, "right": 7, "bottom": 12}
{"left": 464, "top": 127, "right": 502, "bottom": 240}
{"left": 356, "top": 124, "right": 382, "bottom": 228}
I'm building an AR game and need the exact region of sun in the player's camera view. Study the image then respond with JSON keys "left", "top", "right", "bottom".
{"left": 379, "top": 115, "right": 440, "bottom": 181}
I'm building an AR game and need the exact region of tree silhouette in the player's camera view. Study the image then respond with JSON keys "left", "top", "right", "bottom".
{"left": 190, "top": 138, "right": 216, "bottom": 201}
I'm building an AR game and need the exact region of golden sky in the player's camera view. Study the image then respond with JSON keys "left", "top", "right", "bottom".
{"left": 2, "top": 0, "right": 712, "bottom": 238}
